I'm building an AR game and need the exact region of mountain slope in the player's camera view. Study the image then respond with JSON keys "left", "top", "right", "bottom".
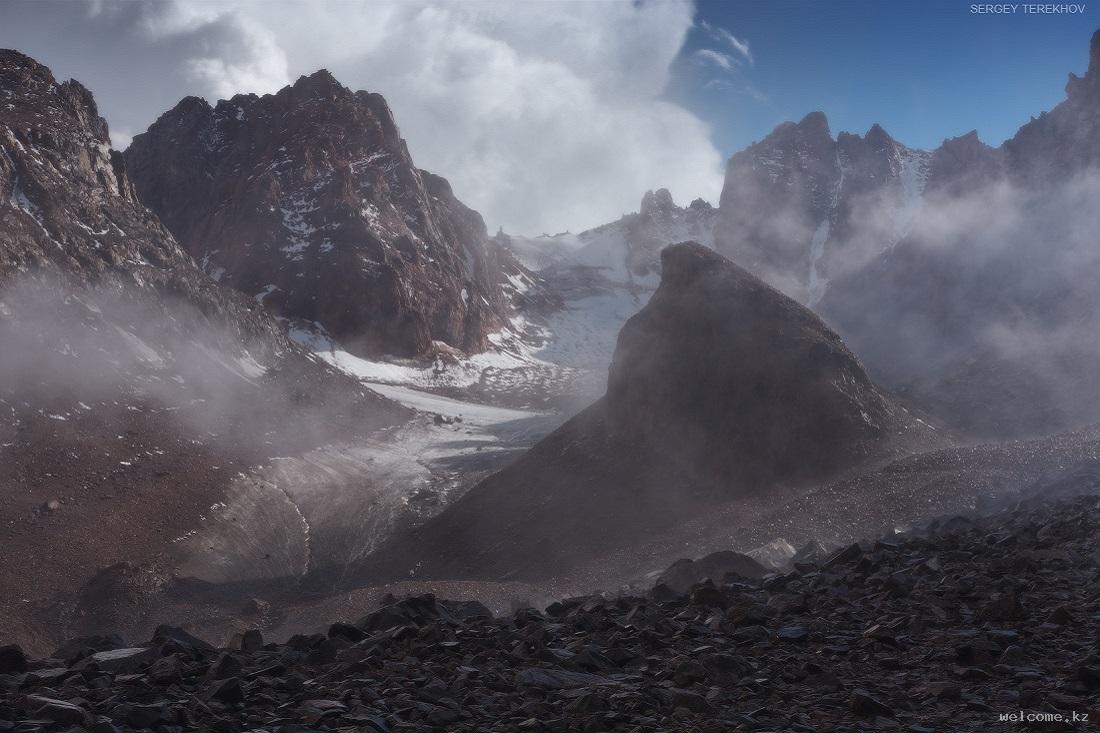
{"left": 347, "top": 243, "right": 939, "bottom": 585}
{"left": 124, "top": 71, "right": 527, "bottom": 359}
{"left": 0, "top": 49, "right": 410, "bottom": 654}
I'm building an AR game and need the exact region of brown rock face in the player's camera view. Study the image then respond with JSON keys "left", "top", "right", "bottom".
{"left": 603, "top": 242, "right": 919, "bottom": 488}
{"left": 352, "top": 243, "right": 936, "bottom": 584}
{"left": 124, "top": 70, "right": 518, "bottom": 358}
{"left": 0, "top": 50, "right": 285, "bottom": 355}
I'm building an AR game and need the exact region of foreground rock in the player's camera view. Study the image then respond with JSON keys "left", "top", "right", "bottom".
{"left": 3, "top": 491, "right": 1099, "bottom": 731}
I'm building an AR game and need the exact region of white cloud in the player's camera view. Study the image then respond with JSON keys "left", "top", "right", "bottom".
{"left": 700, "top": 20, "right": 753, "bottom": 66}
{"left": 695, "top": 48, "right": 735, "bottom": 71}
{"left": 7, "top": 0, "right": 725, "bottom": 235}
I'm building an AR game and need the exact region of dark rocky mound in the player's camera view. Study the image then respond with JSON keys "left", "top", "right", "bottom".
{"left": 124, "top": 70, "right": 534, "bottom": 359}
{"left": 3, "top": 488, "right": 1099, "bottom": 732}
{"left": 346, "top": 243, "right": 938, "bottom": 585}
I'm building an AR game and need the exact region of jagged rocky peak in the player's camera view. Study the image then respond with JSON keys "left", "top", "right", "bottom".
{"left": 639, "top": 187, "right": 675, "bottom": 218}
{"left": 716, "top": 110, "right": 931, "bottom": 305}
{"left": 789, "top": 110, "right": 831, "bottom": 137}
{"left": 125, "top": 68, "right": 522, "bottom": 359}
{"left": 367, "top": 243, "right": 938, "bottom": 583}
{"left": 862, "top": 122, "right": 893, "bottom": 148}
{"left": 1065, "top": 28, "right": 1100, "bottom": 97}
{"left": 925, "top": 130, "right": 1004, "bottom": 195}
{"left": 0, "top": 49, "right": 295, "bottom": 358}
{"left": 1006, "top": 28, "right": 1100, "bottom": 180}
{"left": 0, "top": 49, "right": 134, "bottom": 241}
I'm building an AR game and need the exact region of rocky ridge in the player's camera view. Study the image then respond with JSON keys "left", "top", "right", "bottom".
{"left": 819, "top": 29, "right": 1100, "bottom": 439}
{"left": 715, "top": 112, "right": 931, "bottom": 306}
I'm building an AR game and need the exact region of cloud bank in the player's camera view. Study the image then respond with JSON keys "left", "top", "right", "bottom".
{"left": 0, "top": 0, "right": 725, "bottom": 234}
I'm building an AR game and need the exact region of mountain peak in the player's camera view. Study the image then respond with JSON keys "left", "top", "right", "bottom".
{"left": 290, "top": 68, "right": 347, "bottom": 97}
{"left": 864, "top": 122, "right": 894, "bottom": 147}
{"left": 797, "top": 111, "right": 831, "bottom": 136}
{"left": 1091, "top": 28, "right": 1100, "bottom": 76}
{"left": 1066, "top": 28, "right": 1100, "bottom": 97}
{"left": 125, "top": 69, "right": 519, "bottom": 359}
{"left": 639, "top": 188, "right": 675, "bottom": 217}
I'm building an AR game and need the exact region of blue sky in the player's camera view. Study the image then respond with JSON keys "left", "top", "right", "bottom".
{"left": 671, "top": 0, "right": 1098, "bottom": 153}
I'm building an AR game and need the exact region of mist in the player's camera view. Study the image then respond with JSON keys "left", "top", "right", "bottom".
{"left": 820, "top": 166, "right": 1100, "bottom": 438}
{"left": 0, "top": 273, "right": 404, "bottom": 461}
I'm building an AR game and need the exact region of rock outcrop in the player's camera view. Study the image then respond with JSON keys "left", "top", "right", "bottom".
{"left": 124, "top": 70, "right": 526, "bottom": 359}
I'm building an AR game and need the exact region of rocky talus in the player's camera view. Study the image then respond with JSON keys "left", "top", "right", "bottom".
{"left": 3, "top": 489, "right": 1100, "bottom": 732}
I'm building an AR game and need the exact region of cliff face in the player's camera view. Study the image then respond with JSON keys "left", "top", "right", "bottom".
{"left": 124, "top": 71, "right": 521, "bottom": 359}
{"left": 0, "top": 50, "right": 288, "bottom": 359}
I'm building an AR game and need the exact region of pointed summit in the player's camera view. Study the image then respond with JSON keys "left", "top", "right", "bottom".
{"left": 639, "top": 188, "right": 675, "bottom": 218}
{"left": 797, "top": 110, "right": 831, "bottom": 137}
{"left": 864, "top": 122, "right": 894, "bottom": 149}
{"left": 1090, "top": 28, "right": 1100, "bottom": 76}
{"left": 126, "top": 69, "right": 522, "bottom": 359}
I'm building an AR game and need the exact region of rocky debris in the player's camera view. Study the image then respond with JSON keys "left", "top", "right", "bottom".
{"left": 364, "top": 242, "right": 942, "bottom": 584}
{"left": 124, "top": 69, "right": 537, "bottom": 360}
{"left": 0, "top": 646, "right": 27, "bottom": 675}
{"left": 3, "top": 492, "right": 1100, "bottom": 731}
{"left": 655, "top": 551, "right": 767, "bottom": 595}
